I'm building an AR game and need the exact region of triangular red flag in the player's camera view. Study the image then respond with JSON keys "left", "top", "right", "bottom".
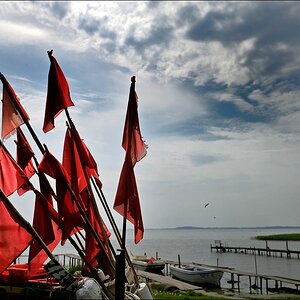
{"left": 42, "top": 50, "right": 74, "bottom": 133}
{"left": 0, "top": 191, "right": 33, "bottom": 274}
{"left": 28, "top": 189, "right": 61, "bottom": 271}
{"left": 0, "top": 73, "right": 30, "bottom": 140}
{"left": 38, "top": 151, "right": 83, "bottom": 244}
{"left": 0, "top": 144, "right": 29, "bottom": 197}
{"left": 63, "top": 127, "right": 88, "bottom": 201}
{"left": 113, "top": 77, "right": 146, "bottom": 244}
{"left": 15, "top": 128, "right": 35, "bottom": 196}
{"left": 114, "top": 160, "right": 143, "bottom": 244}
{"left": 69, "top": 125, "right": 103, "bottom": 188}
{"left": 122, "top": 76, "right": 147, "bottom": 167}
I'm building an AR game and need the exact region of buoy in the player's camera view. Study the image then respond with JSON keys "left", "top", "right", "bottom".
{"left": 76, "top": 277, "right": 102, "bottom": 299}
{"left": 136, "top": 282, "right": 153, "bottom": 299}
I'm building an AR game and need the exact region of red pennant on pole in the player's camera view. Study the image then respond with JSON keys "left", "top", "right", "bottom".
{"left": 0, "top": 144, "right": 29, "bottom": 197}
{"left": 15, "top": 128, "right": 35, "bottom": 196}
{"left": 0, "top": 191, "right": 33, "bottom": 274}
{"left": 38, "top": 151, "right": 83, "bottom": 244}
{"left": 0, "top": 73, "right": 30, "bottom": 140}
{"left": 28, "top": 189, "right": 61, "bottom": 272}
{"left": 42, "top": 50, "right": 74, "bottom": 133}
{"left": 113, "top": 76, "right": 147, "bottom": 244}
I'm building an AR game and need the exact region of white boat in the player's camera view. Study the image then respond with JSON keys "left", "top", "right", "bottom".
{"left": 132, "top": 255, "right": 165, "bottom": 274}
{"left": 169, "top": 264, "right": 223, "bottom": 287}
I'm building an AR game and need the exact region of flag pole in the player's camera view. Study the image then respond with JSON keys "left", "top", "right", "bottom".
{"left": 0, "top": 72, "right": 115, "bottom": 275}
{"left": 65, "top": 116, "right": 116, "bottom": 263}
{"left": 0, "top": 72, "right": 45, "bottom": 155}
{"left": 91, "top": 177, "right": 140, "bottom": 284}
{"left": 0, "top": 187, "right": 78, "bottom": 291}
{"left": 1, "top": 139, "right": 114, "bottom": 298}
{"left": 64, "top": 107, "right": 139, "bottom": 284}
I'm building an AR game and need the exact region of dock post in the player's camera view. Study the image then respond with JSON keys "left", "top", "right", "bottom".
{"left": 178, "top": 254, "right": 181, "bottom": 268}
{"left": 249, "top": 276, "right": 252, "bottom": 294}
{"left": 230, "top": 273, "right": 235, "bottom": 290}
{"left": 286, "top": 241, "right": 291, "bottom": 258}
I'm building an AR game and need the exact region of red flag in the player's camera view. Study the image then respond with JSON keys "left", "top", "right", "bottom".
{"left": 114, "top": 160, "right": 143, "bottom": 243}
{"left": 69, "top": 125, "right": 103, "bottom": 188}
{"left": 113, "top": 76, "right": 146, "bottom": 244}
{"left": 63, "top": 128, "right": 88, "bottom": 202}
{"left": 0, "top": 144, "right": 29, "bottom": 197}
{"left": 28, "top": 189, "right": 61, "bottom": 272}
{"left": 63, "top": 127, "right": 112, "bottom": 269}
{"left": 0, "top": 73, "right": 30, "bottom": 140}
{"left": 38, "top": 151, "right": 83, "bottom": 244}
{"left": 0, "top": 190, "right": 33, "bottom": 274}
{"left": 122, "top": 76, "right": 147, "bottom": 166}
{"left": 28, "top": 172, "right": 61, "bottom": 274}
{"left": 42, "top": 50, "right": 74, "bottom": 133}
{"left": 15, "top": 128, "right": 35, "bottom": 196}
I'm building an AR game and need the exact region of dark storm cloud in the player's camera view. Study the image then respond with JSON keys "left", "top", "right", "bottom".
{"left": 185, "top": 2, "right": 300, "bottom": 84}
{"left": 186, "top": 3, "right": 300, "bottom": 46}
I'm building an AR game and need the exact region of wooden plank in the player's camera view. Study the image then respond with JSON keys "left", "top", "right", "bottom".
{"left": 136, "top": 270, "right": 203, "bottom": 291}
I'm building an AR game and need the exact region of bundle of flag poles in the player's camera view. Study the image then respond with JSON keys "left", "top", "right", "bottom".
{"left": 0, "top": 49, "right": 147, "bottom": 300}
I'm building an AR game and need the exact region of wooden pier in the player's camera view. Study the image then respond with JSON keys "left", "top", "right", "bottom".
{"left": 161, "top": 260, "right": 300, "bottom": 295}
{"left": 211, "top": 240, "right": 300, "bottom": 259}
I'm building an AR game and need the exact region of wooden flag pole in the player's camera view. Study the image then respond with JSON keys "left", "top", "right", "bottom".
{"left": 0, "top": 187, "right": 78, "bottom": 291}
{"left": 0, "top": 139, "right": 114, "bottom": 297}
{"left": 91, "top": 177, "right": 140, "bottom": 284}
{"left": 0, "top": 72, "right": 115, "bottom": 274}
{"left": 65, "top": 117, "right": 116, "bottom": 264}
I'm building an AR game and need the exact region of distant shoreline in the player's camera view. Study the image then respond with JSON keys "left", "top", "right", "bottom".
{"left": 145, "top": 225, "right": 300, "bottom": 230}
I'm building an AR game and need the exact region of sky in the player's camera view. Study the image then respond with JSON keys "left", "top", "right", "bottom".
{"left": 1, "top": 1, "right": 300, "bottom": 232}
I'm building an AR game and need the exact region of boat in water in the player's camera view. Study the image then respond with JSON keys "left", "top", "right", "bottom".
{"left": 169, "top": 264, "right": 223, "bottom": 287}
{"left": 132, "top": 255, "right": 165, "bottom": 274}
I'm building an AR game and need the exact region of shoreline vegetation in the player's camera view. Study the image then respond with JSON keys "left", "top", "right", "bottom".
{"left": 254, "top": 233, "right": 300, "bottom": 241}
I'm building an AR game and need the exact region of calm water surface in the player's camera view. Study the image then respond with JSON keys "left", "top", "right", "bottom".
{"left": 124, "top": 228, "right": 300, "bottom": 290}
{"left": 58, "top": 227, "right": 300, "bottom": 291}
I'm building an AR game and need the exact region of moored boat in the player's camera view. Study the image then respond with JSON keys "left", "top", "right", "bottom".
{"left": 132, "top": 255, "right": 165, "bottom": 274}
{"left": 169, "top": 264, "right": 223, "bottom": 287}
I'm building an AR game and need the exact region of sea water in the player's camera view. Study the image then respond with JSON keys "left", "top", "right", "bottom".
{"left": 57, "top": 227, "right": 300, "bottom": 291}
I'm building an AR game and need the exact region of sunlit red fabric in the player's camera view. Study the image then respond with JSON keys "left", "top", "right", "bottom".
{"left": 0, "top": 191, "right": 33, "bottom": 274}
{"left": 38, "top": 151, "right": 83, "bottom": 244}
{"left": 84, "top": 192, "right": 113, "bottom": 276}
{"left": 0, "top": 73, "right": 30, "bottom": 140}
{"left": 114, "top": 160, "right": 143, "bottom": 243}
{"left": 113, "top": 77, "right": 146, "bottom": 244}
{"left": 63, "top": 128, "right": 88, "bottom": 203}
{"left": 121, "top": 77, "right": 147, "bottom": 167}
{"left": 63, "top": 127, "right": 112, "bottom": 270}
{"left": 16, "top": 128, "right": 35, "bottom": 196}
{"left": 0, "top": 144, "right": 29, "bottom": 197}
{"left": 28, "top": 189, "right": 60, "bottom": 270}
{"left": 42, "top": 51, "right": 74, "bottom": 133}
{"left": 70, "top": 125, "right": 103, "bottom": 188}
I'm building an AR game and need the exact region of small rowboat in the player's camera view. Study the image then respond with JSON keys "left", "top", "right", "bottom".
{"left": 169, "top": 264, "right": 223, "bottom": 286}
{"left": 132, "top": 255, "right": 165, "bottom": 274}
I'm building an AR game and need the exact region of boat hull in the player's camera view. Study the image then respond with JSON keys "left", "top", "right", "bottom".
{"left": 132, "top": 260, "right": 165, "bottom": 274}
{"left": 169, "top": 265, "right": 223, "bottom": 287}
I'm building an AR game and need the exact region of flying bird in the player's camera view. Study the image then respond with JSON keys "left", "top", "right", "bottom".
{"left": 204, "top": 203, "right": 210, "bottom": 208}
